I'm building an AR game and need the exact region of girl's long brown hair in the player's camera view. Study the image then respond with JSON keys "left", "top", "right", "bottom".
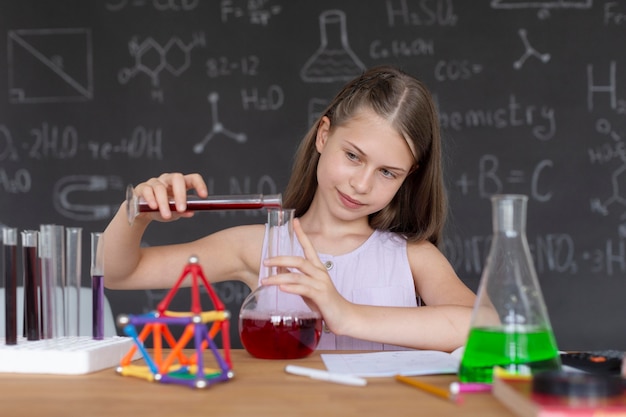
{"left": 283, "top": 65, "right": 447, "bottom": 247}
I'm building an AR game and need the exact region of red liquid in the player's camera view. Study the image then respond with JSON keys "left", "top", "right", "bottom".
{"left": 4, "top": 244, "right": 17, "bottom": 345}
{"left": 23, "top": 246, "right": 40, "bottom": 341}
{"left": 92, "top": 275, "right": 104, "bottom": 340}
{"left": 239, "top": 313, "right": 322, "bottom": 359}
{"left": 138, "top": 199, "right": 282, "bottom": 213}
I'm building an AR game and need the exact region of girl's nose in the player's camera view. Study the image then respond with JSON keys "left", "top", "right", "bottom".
{"left": 349, "top": 169, "right": 374, "bottom": 194}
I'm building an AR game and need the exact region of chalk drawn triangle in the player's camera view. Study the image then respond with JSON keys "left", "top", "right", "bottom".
{"left": 8, "top": 28, "right": 93, "bottom": 103}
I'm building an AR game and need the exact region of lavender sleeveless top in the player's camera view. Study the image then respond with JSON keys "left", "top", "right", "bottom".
{"left": 258, "top": 228, "right": 418, "bottom": 350}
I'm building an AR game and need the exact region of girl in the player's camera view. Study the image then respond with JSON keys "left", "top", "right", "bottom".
{"left": 103, "top": 65, "right": 476, "bottom": 352}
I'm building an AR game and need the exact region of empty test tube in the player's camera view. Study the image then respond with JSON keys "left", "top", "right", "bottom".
{"left": 65, "top": 227, "right": 82, "bottom": 337}
{"left": 39, "top": 225, "right": 65, "bottom": 339}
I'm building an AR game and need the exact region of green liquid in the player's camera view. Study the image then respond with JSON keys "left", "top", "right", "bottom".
{"left": 458, "top": 326, "right": 561, "bottom": 383}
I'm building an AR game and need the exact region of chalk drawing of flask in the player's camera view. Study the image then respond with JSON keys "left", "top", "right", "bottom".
{"left": 300, "top": 9, "right": 365, "bottom": 83}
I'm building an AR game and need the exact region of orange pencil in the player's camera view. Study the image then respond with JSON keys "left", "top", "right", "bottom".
{"left": 394, "top": 375, "right": 461, "bottom": 404}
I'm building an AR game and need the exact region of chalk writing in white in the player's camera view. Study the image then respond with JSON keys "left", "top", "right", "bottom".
{"left": 8, "top": 28, "right": 93, "bottom": 103}
{"left": 301, "top": 10, "right": 365, "bottom": 83}
{"left": 53, "top": 175, "right": 125, "bottom": 221}
{"left": 118, "top": 33, "right": 206, "bottom": 101}
{"left": 587, "top": 61, "right": 618, "bottom": 112}
{"left": 513, "top": 29, "right": 550, "bottom": 70}
{"left": 386, "top": 0, "right": 457, "bottom": 27}
{"left": 438, "top": 94, "right": 557, "bottom": 141}
{"left": 193, "top": 93, "right": 247, "bottom": 154}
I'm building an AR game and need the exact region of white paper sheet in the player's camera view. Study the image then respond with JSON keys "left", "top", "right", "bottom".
{"left": 321, "top": 349, "right": 462, "bottom": 378}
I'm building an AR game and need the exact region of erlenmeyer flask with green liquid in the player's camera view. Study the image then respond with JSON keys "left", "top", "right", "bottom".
{"left": 458, "top": 194, "right": 561, "bottom": 383}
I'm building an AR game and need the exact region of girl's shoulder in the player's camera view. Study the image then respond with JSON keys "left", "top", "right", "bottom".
{"left": 370, "top": 230, "right": 441, "bottom": 257}
{"left": 405, "top": 237, "right": 447, "bottom": 261}
{"left": 405, "top": 238, "right": 458, "bottom": 281}
{"left": 346, "top": 229, "right": 421, "bottom": 256}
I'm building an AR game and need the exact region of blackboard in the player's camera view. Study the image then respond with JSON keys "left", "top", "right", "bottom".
{"left": 1, "top": 0, "right": 625, "bottom": 351}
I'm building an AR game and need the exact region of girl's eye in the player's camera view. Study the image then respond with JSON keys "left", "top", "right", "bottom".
{"left": 346, "top": 151, "right": 359, "bottom": 161}
{"left": 380, "top": 169, "right": 396, "bottom": 179}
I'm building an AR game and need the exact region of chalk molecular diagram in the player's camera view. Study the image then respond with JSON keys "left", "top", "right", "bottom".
{"left": 193, "top": 92, "right": 247, "bottom": 154}
{"left": 118, "top": 33, "right": 205, "bottom": 101}
{"left": 117, "top": 255, "right": 233, "bottom": 389}
{"left": 592, "top": 164, "right": 626, "bottom": 213}
{"left": 513, "top": 29, "right": 550, "bottom": 70}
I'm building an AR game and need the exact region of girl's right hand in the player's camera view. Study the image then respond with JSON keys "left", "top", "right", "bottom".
{"left": 132, "top": 172, "right": 208, "bottom": 222}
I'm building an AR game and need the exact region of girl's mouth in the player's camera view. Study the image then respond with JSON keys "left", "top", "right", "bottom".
{"left": 338, "top": 191, "right": 364, "bottom": 209}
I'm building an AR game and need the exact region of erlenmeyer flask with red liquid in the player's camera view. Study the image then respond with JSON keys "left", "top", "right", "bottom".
{"left": 238, "top": 208, "right": 322, "bottom": 359}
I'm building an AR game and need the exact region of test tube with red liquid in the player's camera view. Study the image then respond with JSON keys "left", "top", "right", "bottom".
{"left": 125, "top": 185, "right": 282, "bottom": 225}
{"left": 3, "top": 227, "right": 18, "bottom": 345}
{"left": 21, "top": 230, "right": 40, "bottom": 341}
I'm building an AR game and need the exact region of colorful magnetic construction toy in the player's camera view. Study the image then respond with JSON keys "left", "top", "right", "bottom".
{"left": 116, "top": 255, "right": 233, "bottom": 389}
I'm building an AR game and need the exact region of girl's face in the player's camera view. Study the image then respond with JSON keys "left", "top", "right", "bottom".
{"left": 315, "top": 107, "right": 415, "bottom": 220}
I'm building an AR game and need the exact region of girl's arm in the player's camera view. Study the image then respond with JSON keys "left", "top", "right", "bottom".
{"left": 334, "top": 241, "right": 476, "bottom": 352}
{"left": 262, "top": 219, "right": 476, "bottom": 352}
{"left": 102, "top": 172, "right": 263, "bottom": 291}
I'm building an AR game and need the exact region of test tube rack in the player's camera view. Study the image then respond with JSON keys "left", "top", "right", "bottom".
{"left": 0, "top": 336, "right": 141, "bottom": 375}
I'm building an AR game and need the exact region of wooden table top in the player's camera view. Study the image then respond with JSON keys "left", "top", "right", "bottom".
{"left": 0, "top": 349, "right": 515, "bottom": 417}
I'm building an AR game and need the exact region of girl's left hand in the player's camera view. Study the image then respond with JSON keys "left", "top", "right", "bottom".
{"left": 261, "top": 219, "right": 350, "bottom": 334}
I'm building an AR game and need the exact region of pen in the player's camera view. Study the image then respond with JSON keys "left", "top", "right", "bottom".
{"left": 285, "top": 365, "right": 367, "bottom": 387}
{"left": 395, "top": 375, "right": 461, "bottom": 404}
{"left": 449, "top": 381, "right": 492, "bottom": 394}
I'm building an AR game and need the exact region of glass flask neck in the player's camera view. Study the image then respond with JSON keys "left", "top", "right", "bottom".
{"left": 492, "top": 194, "right": 528, "bottom": 235}
{"left": 266, "top": 208, "right": 295, "bottom": 277}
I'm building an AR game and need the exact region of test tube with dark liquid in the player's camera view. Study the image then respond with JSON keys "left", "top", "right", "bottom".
{"left": 21, "top": 230, "right": 40, "bottom": 341}
{"left": 125, "top": 184, "right": 282, "bottom": 224}
{"left": 3, "top": 227, "right": 18, "bottom": 345}
{"left": 91, "top": 232, "right": 104, "bottom": 340}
